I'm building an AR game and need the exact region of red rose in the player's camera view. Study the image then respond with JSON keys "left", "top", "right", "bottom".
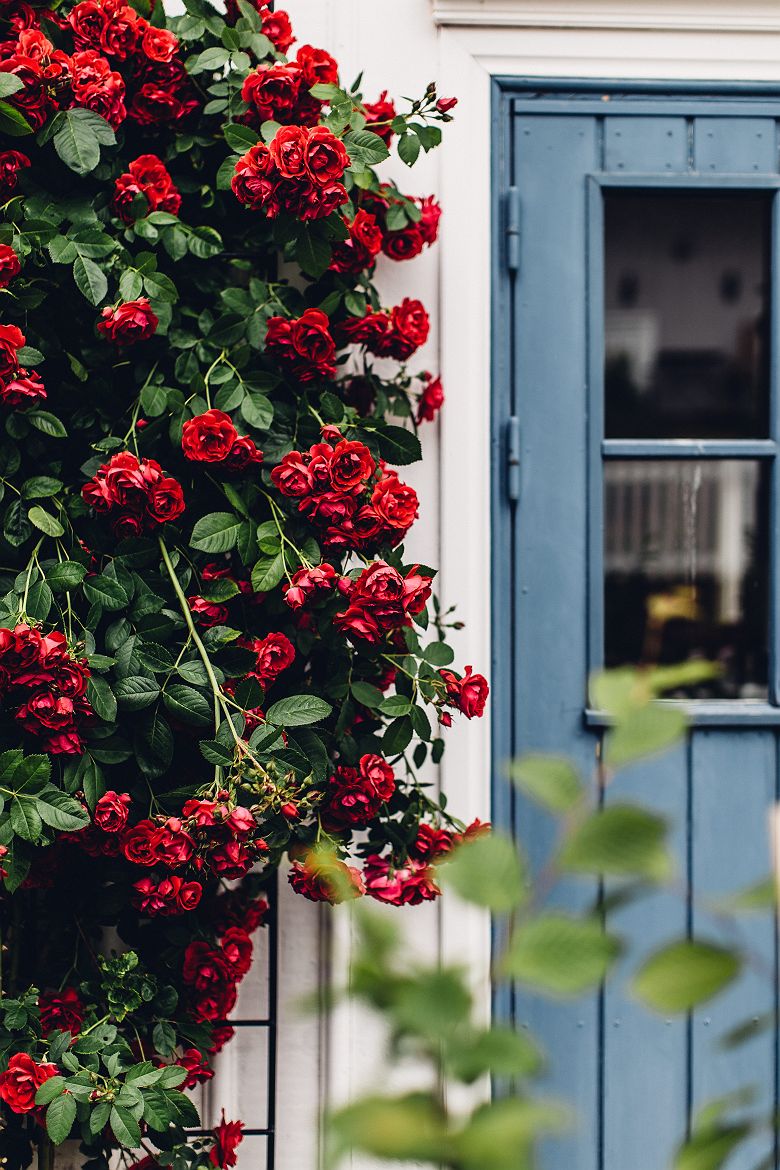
{"left": 122, "top": 820, "right": 159, "bottom": 865}
{"left": 416, "top": 373, "right": 444, "bottom": 423}
{"left": 266, "top": 308, "right": 336, "bottom": 383}
{"left": 0, "top": 369, "right": 45, "bottom": 408}
{"left": 0, "top": 150, "right": 30, "bottom": 197}
{"left": 363, "top": 91, "right": 396, "bottom": 145}
{"left": 183, "top": 941, "right": 234, "bottom": 991}
{"left": 178, "top": 880, "right": 202, "bottom": 912}
{"left": 39, "top": 987, "right": 84, "bottom": 1036}
{"left": 295, "top": 44, "right": 338, "bottom": 87}
{"left": 0, "top": 244, "right": 20, "bottom": 288}
{"left": 241, "top": 62, "right": 303, "bottom": 125}
{"left": 68, "top": 1, "right": 107, "bottom": 51}
{"left": 0, "top": 1053, "right": 58, "bottom": 1113}
{"left": 302, "top": 126, "right": 349, "bottom": 186}
{"left": 0, "top": 323, "right": 24, "bottom": 377}
{"left": 231, "top": 142, "right": 277, "bottom": 212}
{"left": 269, "top": 125, "right": 307, "bottom": 179}
{"left": 220, "top": 927, "right": 253, "bottom": 977}
{"left": 248, "top": 632, "right": 294, "bottom": 685}
{"left": 210, "top": 840, "right": 252, "bottom": 880}
{"left": 261, "top": 7, "right": 294, "bottom": 51}
{"left": 154, "top": 819, "right": 195, "bottom": 868}
{"left": 146, "top": 476, "right": 185, "bottom": 524}
{"left": 436, "top": 96, "right": 458, "bottom": 113}
{"left": 226, "top": 805, "right": 254, "bottom": 839}
{"left": 388, "top": 297, "right": 429, "bottom": 360}
{"left": 325, "top": 753, "right": 395, "bottom": 828}
{"left": 176, "top": 1047, "right": 214, "bottom": 1091}
{"left": 440, "top": 665, "right": 489, "bottom": 719}
{"left": 70, "top": 50, "right": 126, "bottom": 127}
{"left": 294, "top": 179, "right": 348, "bottom": 222}
{"left": 99, "top": 4, "right": 141, "bottom": 59}
{"left": 141, "top": 25, "right": 178, "bottom": 62}
{"left": 97, "top": 298, "right": 158, "bottom": 346}
{"left": 411, "top": 823, "right": 454, "bottom": 862}
{"left": 363, "top": 853, "right": 440, "bottom": 906}
{"left": 223, "top": 434, "right": 263, "bottom": 473}
{"left": 94, "top": 789, "right": 131, "bottom": 833}
{"left": 283, "top": 563, "right": 336, "bottom": 609}
{"left": 335, "top": 561, "right": 432, "bottom": 642}
{"left": 382, "top": 224, "right": 425, "bottom": 262}
{"left": 188, "top": 596, "right": 229, "bottom": 627}
{"left": 329, "top": 210, "right": 382, "bottom": 275}
{"left": 270, "top": 450, "right": 312, "bottom": 497}
{"left": 417, "top": 195, "right": 442, "bottom": 246}
{"left": 327, "top": 439, "right": 375, "bottom": 493}
{"left": 288, "top": 855, "right": 365, "bottom": 904}
{"left": 371, "top": 470, "right": 419, "bottom": 540}
{"left": 182, "top": 409, "right": 238, "bottom": 462}
{"left": 113, "top": 153, "right": 180, "bottom": 222}
{"left": 210, "top": 1113, "right": 244, "bottom": 1169}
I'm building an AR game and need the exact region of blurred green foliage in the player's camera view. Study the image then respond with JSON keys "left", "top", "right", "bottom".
{"left": 326, "top": 664, "right": 778, "bottom": 1170}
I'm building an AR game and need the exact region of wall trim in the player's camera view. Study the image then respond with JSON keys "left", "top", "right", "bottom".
{"left": 432, "top": 0, "right": 780, "bottom": 32}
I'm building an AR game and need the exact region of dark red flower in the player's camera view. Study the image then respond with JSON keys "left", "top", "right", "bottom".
{"left": 0, "top": 369, "right": 45, "bottom": 409}
{"left": 220, "top": 927, "right": 253, "bottom": 977}
{"left": 178, "top": 1047, "right": 214, "bottom": 1090}
{"left": 39, "top": 987, "right": 84, "bottom": 1036}
{"left": 0, "top": 323, "right": 24, "bottom": 377}
{"left": 416, "top": 373, "right": 444, "bottom": 423}
{"left": 0, "top": 1053, "right": 58, "bottom": 1113}
{"left": 440, "top": 665, "right": 489, "bottom": 719}
{"left": 94, "top": 789, "right": 131, "bottom": 833}
{"left": 295, "top": 43, "right": 338, "bottom": 87}
{"left": 188, "top": 597, "right": 229, "bottom": 627}
{"left": 363, "top": 853, "right": 440, "bottom": 906}
{"left": 329, "top": 210, "right": 382, "bottom": 275}
{"left": 0, "top": 244, "right": 20, "bottom": 287}
{"left": 363, "top": 90, "right": 396, "bottom": 145}
{"left": 112, "top": 153, "right": 180, "bottom": 222}
{"left": 210, "top": 1113, "right": 244, "bottom": 1169}
{"left": 335, "top": 561, "right": 432, "bottom": 643}
{"left": 247, "top": 632, "right": 295, "bottom": 685}
{"left": 97, "top": 299, "right": 158, "bottom": 346}
{"left": 265, "top": 308, "right": 336, "bottom": 383}
{"left": 182, "top": 409, "right": 238, "bottom": 462}
{"left": 0, "top": 150, "right": 30, "bottom": 197}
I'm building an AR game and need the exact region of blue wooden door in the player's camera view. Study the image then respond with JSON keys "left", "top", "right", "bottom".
{"left": 493, "top": 83, "right": 780, "bottom": 1170}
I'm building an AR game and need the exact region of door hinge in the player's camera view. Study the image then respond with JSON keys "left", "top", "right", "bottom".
{"left": 505, "top": 186, "right": 520, "bottom": 273}
{"left": 506, "top": 415, "right": 521, "bottom": 502}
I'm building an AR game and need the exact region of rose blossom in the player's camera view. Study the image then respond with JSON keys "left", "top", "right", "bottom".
{"left": 0, "top": 244, "right": 20, "bottom": 287}
{"left": 97, "top": 298, "right": 158, "bottom": 346}
{"left": 288, "top": 855, "right": 365, "bottom": 904}
{"left": 0, "top": 1053, "right": 58, "bottom": 1113}
{"left": 0, "top": 369, "right": 45, "bottom": 409}
{"left": 210, "top": 1113, "right": 244, "bottom": 1169}
{"left": 94, "top": 789, "right": 131, "bottom": 833}
{"left": 440, "top": 665, "right": 489, "bottom": 719}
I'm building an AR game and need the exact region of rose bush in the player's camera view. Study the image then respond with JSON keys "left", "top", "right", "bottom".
{"left": 0, "top": 0, "right": 486, "bottom": 1164}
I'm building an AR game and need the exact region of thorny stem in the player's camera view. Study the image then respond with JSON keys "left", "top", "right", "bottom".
{"left": 158, "top": 536, "right": 268, "bottom": 774}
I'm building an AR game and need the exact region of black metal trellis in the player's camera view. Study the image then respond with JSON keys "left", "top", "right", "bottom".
{"left": 189, "top": 872, "right": 279, "bottom": 1167}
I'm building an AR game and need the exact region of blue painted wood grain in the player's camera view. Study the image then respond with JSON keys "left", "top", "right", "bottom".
{"left": 496, "top": 86, "right": 780, "bottom": 1170}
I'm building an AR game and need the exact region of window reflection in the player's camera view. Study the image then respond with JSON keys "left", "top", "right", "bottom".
{"left": 604, "top": 460, "right": 769, "bottom": 697}
{"left": 604, "top": 193, "right": 771, "bottom": 439}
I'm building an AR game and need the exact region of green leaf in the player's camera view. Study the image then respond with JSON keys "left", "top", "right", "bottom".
{"left": 509, "top": 755, "right": 585, "bottom": 813}
{"left": 53, "top": 109, "right": 115, "bottom": 175}
{"left": 294, "top": 227, "right": 332, "bottom": 279}
{"left": 423, "top": 641, "right": 454, "bottom": 667}
{"left": 25, "top": 579, "right": 53, "bottom": 621}
{"left": 329, "top": 1093, "right": 449, "bottom": 1164}
{"left": 163, "top": 684, "right": 212, "bottom": 727}
{"left": 0, "top": 100, "right": 32, "bottom": 137}
{"left": 82, "top": 575, "right": 129, "bottom": 610}
{"left": 266, "top": 694, "right": 333, "bottom": 728}
{"left": 27, "top": 506, "right": 64, "bottom": 538}
{"left": 46, "top": 1091, "right": 77, "bottom": 1145}
{"left": 46, "top": 561, "right": 87, "bottom": 592}
{"left": 143, "top": 270, "right": 178, "bottom": 303}
{"left": 190, "top": 511, "right": 242, "bottom": 553}
{"left": 344, "top": 128, "right": 391, "bottom": 166}
{"left": 38, "top": 787, "right": 90, "bottom": 831}
{"left": 10, "top": 797, "right": 42, "bottom": 842}
{"left": 383, "top": 715, "right": 413, "bottom": 755}
{"left": 87, "top": 675, "right": 117, "bottom": 723}
{"left": 605, "top": 702, "right": 688, "bottom": 769}
{"left": 447, "top": 1026, "right": 542, "bottom": 1084}
{"left": 110, "top": 1103, "right": 141, "bottom": 1147}
{"left": 22, "top": 477, "right": 63, "bottom": 499}
{"left": 441, "top": 834, "right": 527, "bottom": 913}
{"left": 351, "top": 681, "right": 384, "bottom": 709}
{"left": 373, "top": 425, "right": 422, "bottom": 466}
{"left": 398, "top": 131, "right": 421, "bottom": 166}
{"left": 251, "top": 553, "right": 285, "bottom": 593}
{"left": 240, "top": 392, "right": 273, "bottom": 431}
{"left": 674, "top": 1126, "right": 751, "bottom": 1170}
{"left": 27, "top": 411, "right": 67, "bottom": 439}
{"left": 114, "top": 675, "right": 161, "bottom": 711}
{"left": 35, "top": 1076, "right": 66, "bottom": 1105}
{"left": 0, "top": 74, "right": 23, "bottom": 99}
{"left": 224, "top": 122, "right": 259, "bottom": 151}
{"left": 502, "top": 914, "right": 622, "bottom": 996}
{"left": 455, "top": 1098, "right": 570, "bottom": 1170}
{"left": 559, "top": 804, "right": 672, "bottom": 880}
{"left": 633, "top": 940, "right": 741, "bottom": 1013}
{"left": 73, "top": 255, "right": 107, "bottom": 305}
{"left": 200, "top": 739, "right": 234, "bottom": 766}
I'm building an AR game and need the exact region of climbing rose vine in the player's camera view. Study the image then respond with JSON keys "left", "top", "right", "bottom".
{"left": 0, "top": 0, "right": 487, "bottom": 1164}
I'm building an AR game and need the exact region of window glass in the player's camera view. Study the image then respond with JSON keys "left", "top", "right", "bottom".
{"left": 605, "top": 192, "right": 771, "bottom": 439}
{"left": 604, "top": 459, "right": 769, "bottom": 697}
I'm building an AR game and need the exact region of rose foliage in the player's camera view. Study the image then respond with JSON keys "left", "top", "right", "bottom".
{"left": 0, "top": 0, "right": 486, "bottom": 1164}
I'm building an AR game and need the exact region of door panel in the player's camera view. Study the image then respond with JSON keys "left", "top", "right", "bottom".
{"left": 495, "top": 87, "right": 780, "bottom": 1170}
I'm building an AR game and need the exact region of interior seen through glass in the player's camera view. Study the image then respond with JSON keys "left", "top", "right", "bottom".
{"left": 604, "top": 460, "right": 769, "bottom": 698}
{"left": 604, "top": 192, "right": 771, "bottom": 439}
